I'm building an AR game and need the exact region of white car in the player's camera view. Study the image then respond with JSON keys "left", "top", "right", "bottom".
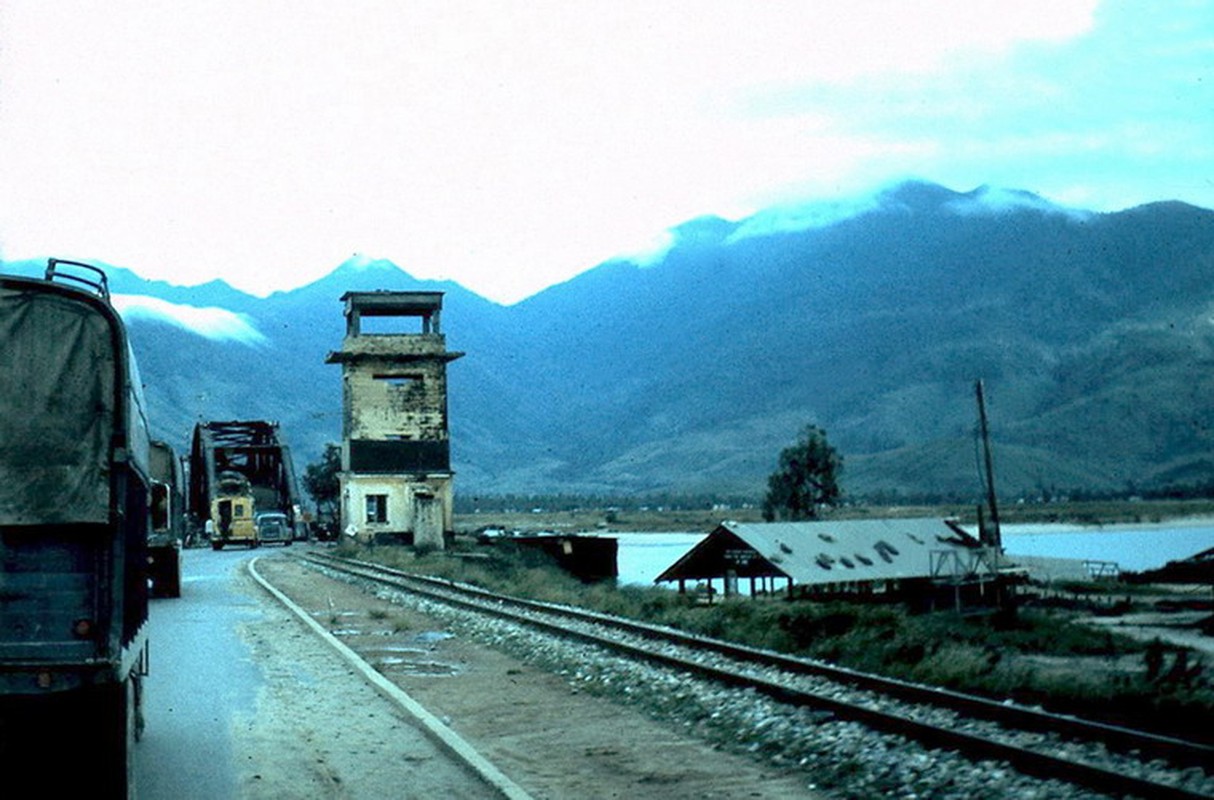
{"left": 255, "top": 512, "right": 293, "bottom": 546}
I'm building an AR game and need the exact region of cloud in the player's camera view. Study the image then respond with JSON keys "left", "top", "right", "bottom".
{"left": 111, "top": 295, "right": 268, "bottom": 345}
{"left": 944, "top": 186, "right": 1094, "bottom": 219}
{"left": 618, "top": 230, "right": 678, "bottom": 268}
{"left": 727, "top": 195, "right": 885, "bottom": 243}
{"left": 2, "top": 0, "right": 1207, "bottom": 306}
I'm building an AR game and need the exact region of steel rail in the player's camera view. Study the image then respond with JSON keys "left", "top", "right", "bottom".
{"left": 301, "top": 551, "right": 1211, "bottom": 766}
{"left": 299, "top": 551, "right": 1213, "bottom": 800}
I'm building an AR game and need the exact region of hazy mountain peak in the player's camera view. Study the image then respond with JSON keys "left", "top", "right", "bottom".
{"left": 626, "top": 180, "right": 980, "bottom": 260}
{"left": 876, "top": 179, "right": 966, "bottom": 209}
{"left": 273, "top": 255, "right": 425, "bottom": 301}
{"left": 721, "top": 179, "right": 1023, "bottom": 247}
{"left": 334, "top": 254, "right": 409, "bottom": 275}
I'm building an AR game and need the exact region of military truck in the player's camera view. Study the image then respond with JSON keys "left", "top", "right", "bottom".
{"left": 148, "top": 439, "right": 184, "bottom": 596}
{"left": 1, "top": 260, "right": 152, "bottom": 796}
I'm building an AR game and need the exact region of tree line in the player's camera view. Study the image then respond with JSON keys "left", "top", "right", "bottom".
{"left": 301, "top": 427, "right": 846, "bottom": 522}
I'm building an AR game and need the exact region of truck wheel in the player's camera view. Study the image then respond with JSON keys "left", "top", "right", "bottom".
{"left": 93, "top": 679, "right": 136, "bottom": 799}
{"left": 163, "top": 556, "right": 182, "bottom": 598}
{"left": 133, "top": 674, "right": 145, "bottom": 742}
{"left": 211, "top": 540, "right": 224, "bottom": 551}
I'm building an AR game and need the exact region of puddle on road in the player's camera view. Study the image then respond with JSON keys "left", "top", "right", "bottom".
{"left": 329, "top": 627, "right": 418, "bottom": 638}
{"left": 369, "top": 643, "right": 462, "bottom": 676}
{"left": 376, "top": 656, "right": 461, "bottom": 676}
{"left": 412, "top": 631, "right": 455, "bottom": 644}
{"left": 373, "top": 632, "right": 460, "bottom": 676}
{"left": 376, "top": 645, "right": 431, "bottom": 655}
{"left": 328, "top": 628, "right": 462, "bottom": 675}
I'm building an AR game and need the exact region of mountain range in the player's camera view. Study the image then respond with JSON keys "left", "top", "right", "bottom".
{"left": 6, "top": 181, "right": 1213, "bottom": 504}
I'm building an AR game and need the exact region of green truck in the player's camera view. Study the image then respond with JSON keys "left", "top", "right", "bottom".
{"left": 1, "top": 260, "right": 152, "bottom": 797}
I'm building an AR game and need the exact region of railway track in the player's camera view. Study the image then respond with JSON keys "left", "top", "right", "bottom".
{"left": 296, "top": 550, "right": 1213, "bottom": 800}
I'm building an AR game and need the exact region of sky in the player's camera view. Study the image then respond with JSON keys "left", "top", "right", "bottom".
{"left": 1, "top": 1, "right": 1211, "bottom": 305}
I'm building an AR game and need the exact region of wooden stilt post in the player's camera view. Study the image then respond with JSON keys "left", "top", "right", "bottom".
{"left": 976, "top": 379, "right": 1002, "bottom": 552}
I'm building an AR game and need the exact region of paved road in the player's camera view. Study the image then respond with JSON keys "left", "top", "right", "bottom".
{"left": 135, "top": 546, "right": 260, "bottom": 797}
{"left": 134, "top": 545, "right": 506, "bottom": 799}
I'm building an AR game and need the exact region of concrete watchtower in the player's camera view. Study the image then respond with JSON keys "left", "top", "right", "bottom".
{"left": 325, "top": 291, "right": 464, "bottom": 548}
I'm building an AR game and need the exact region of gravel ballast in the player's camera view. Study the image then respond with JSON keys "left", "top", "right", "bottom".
{"left": 267, "top": 553, "right": 1212, "bottom": 800}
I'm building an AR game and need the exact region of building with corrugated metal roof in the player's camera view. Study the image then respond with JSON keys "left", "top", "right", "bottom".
{"left": 655, "top": 518, "right": 1003, "bottom": 609}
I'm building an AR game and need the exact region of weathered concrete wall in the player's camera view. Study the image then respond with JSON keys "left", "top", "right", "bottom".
{"left": 342, "top": 358, "right": 449, "bottom": 442}
{"left": 339, "top": 333, "right": 448, "bottom": 357}
{"left": 339, "top": 473, "right": 454, "bottom": 545}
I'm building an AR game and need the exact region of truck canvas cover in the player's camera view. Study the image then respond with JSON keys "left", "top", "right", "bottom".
{"left": 0, "top": 282, "right": 117, "bottom": 524}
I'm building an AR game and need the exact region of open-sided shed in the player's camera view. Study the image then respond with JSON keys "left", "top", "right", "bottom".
{"left": 655, "top": 518, "right": 998, "bottom": 605}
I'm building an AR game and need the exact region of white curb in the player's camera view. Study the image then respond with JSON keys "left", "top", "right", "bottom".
{"left": 248, "top": 557, "right": 535, "bottom": 800}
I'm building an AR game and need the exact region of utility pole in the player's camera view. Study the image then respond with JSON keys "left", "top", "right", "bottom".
{"left": 976, "top": 379, "right": 1002, "bottom": 552}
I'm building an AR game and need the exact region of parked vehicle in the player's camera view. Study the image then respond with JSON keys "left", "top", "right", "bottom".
{"left": 209, "top": 471, "right": 258, "bottom": 549}
{"left": 255, "top": 511, "right": 293, "bottom": 546}
{"left": 0, "top": 260, "right": 151, "bottom": 796}
{"left": 148, "top": 439, "right": 185, "bottom": 596}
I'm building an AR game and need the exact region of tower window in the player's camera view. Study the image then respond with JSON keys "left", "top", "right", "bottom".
{"left": 374, "top": 374, "right": 422, "bottom": 388}
{"left": 365, "top": 494, "right": 388, "bottom": 524}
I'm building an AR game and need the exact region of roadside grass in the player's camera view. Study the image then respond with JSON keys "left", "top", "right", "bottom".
{"left": 344, "top": 538, "right": 1213, "bottom": 741}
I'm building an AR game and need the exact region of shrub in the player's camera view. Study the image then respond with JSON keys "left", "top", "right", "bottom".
{"left": 345, "top": 541, "right": 1213, "bottom": 739}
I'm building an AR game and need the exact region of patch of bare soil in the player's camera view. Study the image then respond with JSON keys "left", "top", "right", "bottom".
{"left": 233, "top": 561, "right": 505, "bottom": 800}
{"left": 254, "top": 553, "right": 824, "bottom": 799}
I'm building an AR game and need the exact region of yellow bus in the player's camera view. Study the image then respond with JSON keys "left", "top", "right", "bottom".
{"left": 210, "top": 471, "right": 258, "bottom": 549}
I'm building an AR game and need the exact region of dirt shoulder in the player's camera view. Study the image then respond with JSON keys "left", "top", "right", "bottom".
{"left": 231, "top": 556, "right": 505, "bottom": 800}
{"left": 253, "top": 551, "right": 823, "bottom": 800}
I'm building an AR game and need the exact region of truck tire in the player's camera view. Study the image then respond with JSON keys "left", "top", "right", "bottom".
{"left": 133, "top": 673, "right": 145, "bottom": 742}
{"left": 93, "top": 678, "right": 136, "bottom": 799}
{"left": 162, "top": 552, "right": 182, "bottom": 598}
{"left": 149, "top": 550, "right": 183, "bottom": 598}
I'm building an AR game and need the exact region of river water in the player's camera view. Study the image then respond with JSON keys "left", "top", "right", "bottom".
{"left": 998, "top": 521, "right": 1214, "bottom": 572}
{"left": 612, "top": 522, "right": 1214, "bottom": 586}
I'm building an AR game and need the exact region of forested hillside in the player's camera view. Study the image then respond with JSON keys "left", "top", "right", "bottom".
{"left": 7, "top": 182, "right": 1211, "bottom": 502}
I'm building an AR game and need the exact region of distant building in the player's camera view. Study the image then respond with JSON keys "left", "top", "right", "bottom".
{"left": 325, "top": 291, "right": 463, "bottom": 548}
{"left": 655, "top": 518, "right": 1004, "bottom": 609}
